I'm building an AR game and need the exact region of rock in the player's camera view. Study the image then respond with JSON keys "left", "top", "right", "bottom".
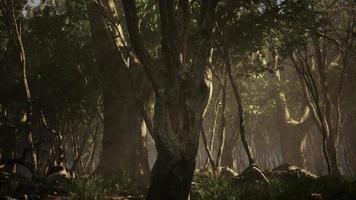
{"left": 0, "top": 196, "right": 18, "bottom": 200}
{"left": 0, "top": 171, "right": 11, "bottom": 186}
{"left": 0, "top": 163, "right": 32, "bottom": 180}
{"left": 14, "top": 165, "right": 32, "bottom": 180}
{"left": 17, "top": 195, "right": 29, "bottom": 200}
{"left": 269, "top": 163, "right": 318, "bottom": 180}
{"left": 47, "top": 166, "right": 71, "bottom": 179}
{"left": 0, "top": 171, "right": 11, "bottom": 179}
{"left": 235, "top": 164, "right": 269, "bottom": 185}
{"left": 272, "top": 163, "right": 298, "bottom": 171}
{"left": 194, "top": 168, "right": 214, "bottom": 177}
{"left": 15, "top": 180, "right": 39, "bottom": 195}
{"left": 218, "top": 167, "right": 238, "bottom": 177}
{"left": 310, "top": 193, "right": 324, "bottom": 200}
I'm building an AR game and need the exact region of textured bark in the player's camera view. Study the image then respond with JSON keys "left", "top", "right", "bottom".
{"left": 312, "top": 36, "right": 341, "bottom": 176}
{"left": 121, "top": 0, "right": 218, "bottom": 199}
{"left": 88, "top": 1, "right": 149, "bottom": 179}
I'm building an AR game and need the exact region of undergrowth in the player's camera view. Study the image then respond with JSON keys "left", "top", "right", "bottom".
{"left": 63, "top": 173, "right": 356, "bottom": 200}
{"left": 65, "top": 170, "right": 148, "bottom": 200}
{"left": 190, "top": 175, "right": 356, "bottom": 200}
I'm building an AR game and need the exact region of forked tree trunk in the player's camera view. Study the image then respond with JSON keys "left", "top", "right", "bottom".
{"left": 121, "top": 1, "right": 218, "bottom": 199}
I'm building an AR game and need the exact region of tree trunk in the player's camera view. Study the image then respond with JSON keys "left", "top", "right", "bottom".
{"left": 88, "top": 1, "right": 149, "bottom": 179}
{"left": 146, "top": 84, "right": 210, "bottom": 200}
{"left": 146, "top": 104, "right": 199, "bottom": 200}
{"left": 220, "top": 135, "right": 236, "bottom": 169}
{"left": 120, "top": 1, "right": 218, "bottom": 199}
{"left": 216, "top": 73, "right": 226, "bottom": 168}
{"left": 266, "top": 42, "right": 313, "bottom": 168}
{"left": 312, "top": 35, "right": 341, "bottom": 176}
{"left": 279, "top": 128, "right": 307, "bottom": 167}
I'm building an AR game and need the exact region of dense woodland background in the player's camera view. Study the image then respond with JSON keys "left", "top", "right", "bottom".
{"left": 0, "top": 0, "right": 355, "bottom": 200}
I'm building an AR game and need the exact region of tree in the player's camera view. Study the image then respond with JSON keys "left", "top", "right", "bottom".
{"left": 277, "top": 0, "right": 356, "bottom": 176}
{"left": 119, "top": 0, "right": 219, "bottom": 199}
{"left": 88, "top": 0, "right": 150, "bottom": 180}
{"left": 1, "top": 0, "right": 37, "bottom": 172}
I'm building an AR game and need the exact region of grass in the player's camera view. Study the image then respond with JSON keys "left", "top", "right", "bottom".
{"left": 64, "top": 171, "right": 148, "bottom": 200}
{"left": 43, "top": 172, "right": 356, "bottom": 200}
{"left": 190, "top": 175, "right": 356, "bottom": 200}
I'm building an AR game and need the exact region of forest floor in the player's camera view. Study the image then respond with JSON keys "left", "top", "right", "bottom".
{"left": 1, "top": 166, "right": 355, "bottom": 200}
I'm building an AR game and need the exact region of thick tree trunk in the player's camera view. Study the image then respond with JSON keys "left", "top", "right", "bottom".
{"left": 146, "top": 109, "right": 199, "bottom": 200}
{"left": 146, "top": 154, "right": 196, "bottom": 200}
{"left": 88, "top": 1, "right": 149, "bottom": 179}
{"left": 120, "top": 1, "right": 218, "bottom": 199}
{"left": 97, "top": 93, "right": 149, "bottom": 178}
{"left": 146, "top": 86, "right": 209, "bottom": 200}
{"left": 221, "top": 138, "right": 235, "bottom": 168}
{"left": 279, "top": 129, "right": 307, "bottom": 167}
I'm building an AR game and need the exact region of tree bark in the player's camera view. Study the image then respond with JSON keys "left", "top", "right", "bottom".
{"left": 121, "top": 0, "right": 218, "bottom": 199}
{"left": 312, "top": 35, "right": 341, "bottom": 176}
{"left": 88, "top": 1, "right": 149, "bottom": 179}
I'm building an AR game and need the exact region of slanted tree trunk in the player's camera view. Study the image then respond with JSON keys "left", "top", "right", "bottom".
{"left": 221, "top": 44, "right": 256, "bottom": 166}
{"left": 201, "top": 120, "right": 216, "bottom": 171}
{"left": 88, "top": 0, "right": 149, "bottom": 180}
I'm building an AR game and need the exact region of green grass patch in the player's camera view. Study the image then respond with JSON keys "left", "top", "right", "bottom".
{"left": 190, "top": 175, "right": 356, "bottom": 200}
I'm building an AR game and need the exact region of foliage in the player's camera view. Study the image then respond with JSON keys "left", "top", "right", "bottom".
{"left": 190, "top": 175, "right": 356, "bottom": 200}
{"left": 64, "top": 170, "right": 148, "bottom": 200}
{"left": 65, "top": 176, "right": 117, "bottom": 200}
